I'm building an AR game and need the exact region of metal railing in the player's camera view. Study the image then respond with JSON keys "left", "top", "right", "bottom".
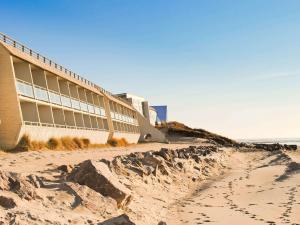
{"left": 17, "top": 78, "right": 107, "bottom": 117}
{"left": 110, "top": 111, "right": 138, "bottom": 125}
{"left": 0, "top": 32, "right": 134, "bottom": 107}
{"left": 23, "top": 121, "right": 108, "bottom": 131}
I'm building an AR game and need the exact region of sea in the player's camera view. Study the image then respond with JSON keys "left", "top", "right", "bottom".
{"left": 238, "top": 138, "right": 300, "bottom": 146}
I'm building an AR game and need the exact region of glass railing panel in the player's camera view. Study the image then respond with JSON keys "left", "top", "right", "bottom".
{"left": 61, "top": 95, "right": 72, "bottom": 108}
{"left": 94, "top": 107, "right": 101, "bottom": 115}
{"left": 111, "top": 111, "right": 115, "bottom": 119}
{"left": 71, "top": 98, "right": 80, "bottom": 110}
{"left": 125, "top": 116, "right": 129, "bottom": 122}
{"left": 88, "top": 104, "right": 94, "bottom": 113}
{"left": 17, "top": 80, "right": 34, "bottom": 98}
{"left": 34, "top": 86, "right": 49, "bottom": 102}
{"left": 80, "top": 101, "right": 88, "bottom": 112}
{"left": 117, "top": 113, "right": 121, "bottom": 120}
{"left": 49, "top": 91, "right": 61, "bottom": 105}
{"left": 100, "top": 108, "right": 106, "bottom": 116}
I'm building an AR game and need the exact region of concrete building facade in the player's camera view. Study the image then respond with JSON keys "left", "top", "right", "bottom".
{"left": 0, "top": 33, "right": 144, "bottom": 149}
{"left": 116, "top": 93, "right": 167, "bottom": 143}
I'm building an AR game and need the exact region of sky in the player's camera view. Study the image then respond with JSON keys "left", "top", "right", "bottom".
{"left": 1, "top": 0, "right": 300, "bottom": 139}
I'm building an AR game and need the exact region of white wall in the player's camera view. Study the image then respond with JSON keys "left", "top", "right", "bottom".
{"left": 20, "top": 125, "right": 110, "bottom": 144}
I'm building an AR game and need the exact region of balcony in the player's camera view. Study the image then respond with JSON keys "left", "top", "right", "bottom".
{"left": 61, "top": 95, "right": 72, "bottom": 108}
{"left": 17, "top": 79, "right": 34, "bottom": 98}
{"left": 71, "top": 98, "right": 80, "bottom": 110}
{"left": 80, "top": 101, "right": 88, "bottom": 112}
{"left": 16, "top": 79, "right": 107, "bottom": 118}
{"left": 100, "top": 108, "right": 106, "bottom": 116}
{"left": 88, "top": 103, "right": 94, "bottom": 114}
{"left": 34, "top": 85, "right": 49, "bottom": 102}
{"left": 110, "top": 110, "right": 137, "bottom": 125}
{"left": 49, "top": 90, "right": 61, "bottom": 105}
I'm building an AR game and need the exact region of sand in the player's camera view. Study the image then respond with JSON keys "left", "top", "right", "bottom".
{"left": 166, "top": 151, "right": 300, "bottom": 225}
{"left": 0, "top": 143, "right": 194, "bottom": 173}
{"left": 0, "top": 142, "right": 300, "bottom": 225}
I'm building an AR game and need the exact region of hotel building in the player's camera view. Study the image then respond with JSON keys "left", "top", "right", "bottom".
{"left": 0, "top": 33, "right": 153, "bottom": 149}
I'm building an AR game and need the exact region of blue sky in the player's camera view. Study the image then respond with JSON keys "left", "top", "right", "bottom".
{"left": 1, "top": 0, "right": 300, "bottom": 139}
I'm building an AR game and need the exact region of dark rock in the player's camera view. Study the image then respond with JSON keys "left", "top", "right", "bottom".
{"left": 191, "top": 155, "right": 201, "bottom": 163}
{"left": 57, "top": 165, "right": 73, "bottom": 173}
{"left": 27, "top": 175, "right": 43, "bottom": 188}
{"left": 0, "top": 171, "right": 37, "bottom": 200}
{"left": 9, "top": 175, "right": 37, "bottom": 200}
{"left": 98, "top": 214, "right": 135, "bottom": 225}
{"left": 0, "top": 195, "right": 17, "bottom": 209}
{"left": 176, "top": 162, "right": 184, "bottom": 169}
{"left": 153, "top": 148, "right": 171, "bottom": 161}
{"left": 253, "top": 143, "right": 297, "bottom": 152}
{"left": 158, "top": 222, "right": 167, "bottom": 225}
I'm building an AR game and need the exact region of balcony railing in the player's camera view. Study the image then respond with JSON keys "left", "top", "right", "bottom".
{"left": 17, "top": 79, "right": 107, "bottom": 118}
{"left": 0, "top": 32, "right": 134, "bottom": 107}
{"left": 23, "top": 121, "right": 108, "bottom": 131}
{"left": 34, "top": 85, "right": 49, "bottom": 102}
{"left": 100, "top": 108, "right": 106, "bottom": 116}
{"left": 17, "top": 79, "right": 34, "bottom": 98}
{"left": 61, "top": 95, "right": 72, "bottom": 108}
{"left": 49, "top": 90, "right": 61, "bottom": 105}
{"left": 71, "top": 98, "right": 80, "bottom": 110}
{"left": 80, "top": 101, "right": 88, "bottom": 112}
{"left": 88, "top": 104, "right": 94, "bottom": 113}
{"left": 110, "top": 110, "right": 138, "bottom": 125}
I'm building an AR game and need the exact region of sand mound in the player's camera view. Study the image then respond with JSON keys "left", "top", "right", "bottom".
{"left": 0, "top": 144, "right": 229, "bottom": 225}
{"left": 157, "top": 121, "right": 238, "bottom": 146}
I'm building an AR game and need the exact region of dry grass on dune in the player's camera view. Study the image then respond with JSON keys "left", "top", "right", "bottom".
{"left": 10, "top": 135, "right": 129, "bottom": 151}
{"left": 107, "top": 137, "right": 129, "bottom": 147}
{"left": 157, "top": 121, "right": 237, "bottom": 146}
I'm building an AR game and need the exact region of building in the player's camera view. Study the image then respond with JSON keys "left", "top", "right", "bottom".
{"left": 116, "top": 93, "right": 167, "bottom": 142}
{"left": 148, "top": 106, "right": 157, "bottom": 126}
{"left": 151, "top": 106, "right": 168, "bottom": 124}
{"left": 0, "top": 33, "right": 146, "bottom": 149}
{"left": 116, "top": 93, "right": 158, "bottom": 125}
{"left": 116, "top": 93, "right": 145, "bottom": 116}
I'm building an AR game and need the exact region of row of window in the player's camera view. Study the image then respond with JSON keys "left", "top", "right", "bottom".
{"left": 17, "top": 80, "right": 106, "bottom": 117}
{"left": 113, "top": 121, "right": 140, "bottom": 133}
{"left": 109, "top": 101, "right": 138, "bottom": 125}
{"left": 20, "top": 101, "right": 109, "bottom": 131}
{"left": 111, "top": 112, "right": 138, "bottom": 125}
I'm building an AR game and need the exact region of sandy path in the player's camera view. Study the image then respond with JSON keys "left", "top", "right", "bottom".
{"left": 166, "top": 151, "right": 300, "bottom": 225}
{"left": 0, "top": 143, "right": 195, "bottom": 173}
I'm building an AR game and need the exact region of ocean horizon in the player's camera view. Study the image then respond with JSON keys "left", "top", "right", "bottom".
{"left": 238, "top": 138, "right": 300, "bottom": 146}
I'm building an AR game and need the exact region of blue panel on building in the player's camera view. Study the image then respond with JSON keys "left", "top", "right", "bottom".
{"left": 151, "top": 106, "right": 167, "bottom": 122}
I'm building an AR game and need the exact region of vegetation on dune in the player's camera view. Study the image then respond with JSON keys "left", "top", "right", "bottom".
{"left": 107, "top": 137, "right": 129, "bottom": 147}
{"left": 10, "top": 135, "right": 129, "bottom": 151}
{"left": 157, "top": 121, "right": 237, "bottom": 146}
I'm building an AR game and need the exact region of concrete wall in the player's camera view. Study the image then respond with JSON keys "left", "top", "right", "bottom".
{"left": 0, "top": 44, "right": 23, "bottom": 149}
{"left": 112, "top": 132, "right": 140, "bottom": 144}
{"left": 20, "top": 125, "right": 110, "bottom": 144}
{"left": 136, "top": 111, "right": 167, "bottom": 143}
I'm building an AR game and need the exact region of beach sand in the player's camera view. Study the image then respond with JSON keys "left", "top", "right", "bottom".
{"left": 166, "top": 150, "right": 300, "bottom": 225}
{"left": 0, "top": 143, "right": 299, "bottom": 225}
